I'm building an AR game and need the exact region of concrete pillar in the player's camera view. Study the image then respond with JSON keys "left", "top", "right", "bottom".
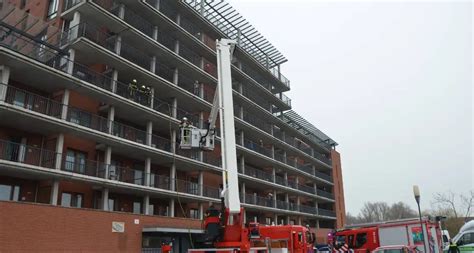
{"left": 66, "top": 48, "right": 75, "bottom": 74}
{"left": 199, "top": 203, "right": 204, "bottom": 220}
{"left": 150, "top": 56, "right": 156, "bottom": 73}
{"left": 284, "top": 172, "right": 288, "bottom": 186}
{"left": 274, "top": 213, "right": 278, "bottom": 224}
{"left": 104, "top": 146, "right": 112, "bottom": 179}
{"left": 69, "top": 12, "right": 81, "bottom": 40}
{"left": 296, "top": 196, "right": 301, "bottom": 212}
{"left": 50, "top": 179, "right": 59, "bottom": 205}
{"left": 239, "top": 105, "right": 244, "bottom": 119}
{"left": 60, "top": 89, "right": 70, "bottom": 120}
{"left": 171, "top": 129, "right": 177, "bottom": 153}
{"left": 283, "top": 150, "right": 287, "bottom": 163}
{"left": 170, "top": 163, "right": 176, "bottom": 191}
{"left": 297, "top": 216, "right": 302, "bottom": 225}
{"left": 101, "top": 188, "right": 109, "bottom": 211}
{"left": 174, "top": 40, "right": 179, "bottom": 54}
{"left": 312, "top": 165, "right": 316, "bottom": 176}
{"left": 316, "top": 219, "right": 320, "bottom": 229}
{"left": 240, "top": 155, "right": 245, "bottom": 174}
{"left": 114, "top": 35, "right": 122, "bottom": 55}
{"left": 152, "top": 26, "right": 159, "bottom": 41}
{"left": 272, "top": 168, "right": 276, "bottom": 183}
{"left": 154, "top": 0, "right": 160, "bottom": 9}
{"left": 237, "top": 82, "right": 243, "bottom": 94}
{"left": 111, "top": 69, "right": 118, "bottom": 93}
{"left": 273, "top": 189, "right": 277, "bottom": 208}
{"left": 286, "top": 216, "right": 290, "bottom": 225}
{"left": 198, "top": 171, "right": 204, "bottom": 196}
{"left": 282, "top": 131, "right": 286, "bottom": 142}
{"left": 150, "top": 88, "right": 155, "bottom": 108}
{"left": 169, "top": 199, "right": 175, "bottom": 217}
{"left": 145, "top": 157, "right": 151, "bottom": 186}
{"left": 0, "top": 65, "right": 10, "bottom": 101}
{"left": 241, "top": 182, "right": 246, "bottom": 203}
{"left": 271, "top": 145, "right": 275, "bottom": 159}
{"left": 18, "top": 137, "right": 27, "bottom": 162}
{"left": 118, "top": 4, "right": 125, "bottom": 19}
{"left": 171, "top": 97, "right": 178, "bottom": 118}
{"left": 176, "top": 13, "right": 181, "bottom": 26}
{"left": 172, "top": 68, "right": 179, "bottom": 85}
{"left": 240, "top": 129, "right": 245, "bottom": 147}
{"left": 243, "top": 209, "right": 247, "bottom": 223}
{"left": 54, "top": 134, "right": 64, "bottom": 170}
{"left": 199, "top": 111, "right": 205, "bottom": 128}
{"left": 143, "top": 195, "right": 150, "bottom": 215}
{"left": 146, "top": 121, "right": 153, "bottom": 146}
{"left": 107, "top": 106, "right": 115, "bottom": 134}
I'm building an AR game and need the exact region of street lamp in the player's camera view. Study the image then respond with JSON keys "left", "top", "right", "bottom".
{"left": 413, "top": 185, "right": 428, "bottom": 253}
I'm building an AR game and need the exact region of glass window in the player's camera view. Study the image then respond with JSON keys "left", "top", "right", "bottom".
{"left": 190, "top": 209, "right": 199, "bottom": 219}
{"left": 0, "top": 184, "right": 20, "bottom": 201}
{"left": 61, "top": 192, "right": 83, "bottom": 208}
{"left": 460, "top": 233, "right": 473, "bottom": 245}
{"left": 65, "top": 150, "right": 87, "bottom": 174}
{"left": 108, "top": 198, "right": 115, "bottom": 211}
{"left": 134, "top": 170, "right": 143, "bottom": 185}
{"left": 47, "top": 0, "right": 59, "bottom": 19}
{"left": 133, "top": 201, "right": 141, "bottom": 214}
{"left": 355, "top": 233, "right": 367, "bottom": 248}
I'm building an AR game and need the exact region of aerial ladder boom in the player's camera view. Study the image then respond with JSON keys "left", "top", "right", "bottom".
{"left": 179, "top": 39, "right": 240, "bottom": 214}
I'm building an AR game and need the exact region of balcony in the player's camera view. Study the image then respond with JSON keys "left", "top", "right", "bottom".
{"left": 0, "top": 139, "right": 56, "bottom": 169}
{"left": 297, "top": 164, "right": 314, "bottom": 175}
{"left": 150, "top": 174, "right": 171, "bottom": 190}
{"left": 242, "top": 111, "right": 272, "bottom": 134}
{"left": 299, "top": 204, "right": 317, "bottom": 215}
{"left": 62, "top": 158, "right": 106, "bottom": 177}
{"left": 243, "top": 166, "right": 273, "bottom": 183}
{"left": 276, "top": 199, "right": 288, "bottom": 210}
{"left": 317, "top": 189, "right": 334, "bottom": 200}
{"left": 318, "top": 208, "right": 336, "bottom": 217}
{"left": 243, "top": 139, "right": 272, "bottom": 158}
{"left": 298, "top": 184, "right": 316, "bottom": 194}
{"left": 315, "top": 171, "right": 332, "bottom": 182}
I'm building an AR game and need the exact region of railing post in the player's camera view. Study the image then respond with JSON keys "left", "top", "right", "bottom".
{"left": 0, "top": 65, "right": 10, "bottom": 101}
{"left": 146, "top": 121, "right": 153, "bottom": 146}
{"left": 169, "top": 163, "right": 176, "bottom": 191}
{"left": 54, "top": 134, "right": 64, "bottom": 170}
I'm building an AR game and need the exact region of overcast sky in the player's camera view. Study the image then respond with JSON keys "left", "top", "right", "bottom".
{"left": 227, "top": 0, "right": 473, "bottom": 214}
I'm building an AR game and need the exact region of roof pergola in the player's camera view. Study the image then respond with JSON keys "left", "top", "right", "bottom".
{"left": 183, "top": 0, "right": 288, "bottom": 69}
{"left": 283, "top": 111, "right": 338, "bottom": 148}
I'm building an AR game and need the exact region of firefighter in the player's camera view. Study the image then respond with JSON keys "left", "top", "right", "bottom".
{"left": 448, "top": 239, "right": 460, "bottom": 253}
{"left": 128, "top": 79, "right": 138, "bottom": 98}
{"left": 138, "top": 84, "right": 148, "bottom": 104}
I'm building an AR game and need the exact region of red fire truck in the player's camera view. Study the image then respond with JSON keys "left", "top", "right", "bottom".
{"left": 331, "top": 217, "right": 443, "bottom": 253}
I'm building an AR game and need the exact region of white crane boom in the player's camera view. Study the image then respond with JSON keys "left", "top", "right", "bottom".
{"left": 179, "top": 39, "right": 240, "bottom": 214}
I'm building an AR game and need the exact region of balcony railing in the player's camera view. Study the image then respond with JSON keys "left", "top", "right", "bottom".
{"left": 318, "top": 208, "right": 336, "bottom": 217}
{"left": 0, "top": 139, "right": 56, "bottom": 169}
{"left": 287, "top": 180, "right": 297, "bottom": 189}
{"left": 275, "top": 175, "right": 285, "bottom": 186}
{"left": 62, "top": 159, "right": 106, "bottom": 177}
{"left": 102, "top": 165, "right": 145, "bottom": 185}
{"left": 315, "top": 171, "right": 332, "bottom": 182}
{"left": 150, "top": 174, "right": 171, "bottom": 190}
{"left": 297, "top": 164, "right": 313, "bottom": 175}
{"left": 4, "top": 85, "right": 62, "bottom": 119}
{"left": 289, "top": 202, "right": 298, "bottom": 211}
{"left": 243, "top": 166, "right": 273, "bottom": 182}
{"left": 276, "top": 199, "right": 288, "bottom": 210}
{"left": 202, "top": 152, "right": 221, "bottom": 167}
{"left": 243, "top": 139, "right": 272, "bottom": 158}
{"left": 255, "top": 195, "right": 274, "bottom": 208}
{"left": 314, "top": 152, "right": 332, "bottom": 166}
{"left": 299, "top": 204, "right": 316, "bottom": 214}
{"left": 151, "top": 135, "right": 172, "bottom": 152}
{"left": 67, "top": 106, "right": 109, "bottom": 133}
{"left": 112, "top": 121, "right": 147, "bottom": 145}
{"left": 242, "top": 111, "right": 272, "bottom": 134}
{"left": 298, "top": 184, "right": 316, "bottom": 194}
{"left": 317, "top": 189, "right": 334, "bottom": 199}
{"left": 175, "top": 179, "right": 200, "bottom": 196}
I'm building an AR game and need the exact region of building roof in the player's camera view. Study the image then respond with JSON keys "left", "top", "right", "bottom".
{"left": 182, "top": 0, "right": 287, "bottom": 68}
{"left": 282, "top": 110, "right": 338, "bottom": 148}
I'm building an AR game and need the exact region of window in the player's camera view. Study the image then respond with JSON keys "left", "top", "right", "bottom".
{"left": 108, "top": 198, "right": 116, "bottom": 211}
{"left": 133, "top": 201, "right": 141, "bottom": 214}
{"left": 47, "top": 0, "right": 59, "bottom": 19}
{"left": 12, "top": 90, "right": 33, "bottom": 109}
{"left": 60, "top": 192, "right": 83, "bottom": 208}
{"left": 355, "top": 233, "right": 367, "bottom": 248}
{"left": 134, "top": 170, "right": 143, "bottom": 185}
{"left": 459, "top": 233, "right": 474, "bottom": 246}
{"left": 190, "top": 209, "right": 199, "bottom": 219}
{"left": 348, "top": 234, "right": 355, "bottom": 247}
{"left": 0, "top": 184, "right": 20, "bottom": 201}
{"left": 65, "top": 149, "right": 87, "bottom": 174}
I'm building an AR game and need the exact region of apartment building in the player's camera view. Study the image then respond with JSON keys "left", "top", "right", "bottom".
{"left": 0, "top": 0, "right": 345, "bottom": 251}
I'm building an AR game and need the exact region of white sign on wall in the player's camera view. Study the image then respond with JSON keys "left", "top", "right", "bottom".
{"left": 112, "top": 221, "right": 125, "bottom": 233}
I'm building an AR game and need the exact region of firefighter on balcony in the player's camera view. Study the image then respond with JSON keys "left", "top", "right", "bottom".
{"left": 138, "top": 84, "right": 150, "bottom": 105}
{"left": 128, "top": 79, "right": 138, "bottom": 98}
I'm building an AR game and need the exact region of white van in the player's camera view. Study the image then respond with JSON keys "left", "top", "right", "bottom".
{"left": 447, "top": 220, "right": 474, "bottom": 252}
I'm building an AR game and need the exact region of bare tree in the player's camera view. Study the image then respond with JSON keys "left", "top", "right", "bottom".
{"left": 432, "top": 190, "right": 474, "bottom": 219}
{"left": 388, "top": 202, "right": 417, "bottom": 220}
{"left": 359, "top": 202, "right": 391, "bottom": 223}
{"left": 345, "top": 212, "right": 360, "bottom": 225}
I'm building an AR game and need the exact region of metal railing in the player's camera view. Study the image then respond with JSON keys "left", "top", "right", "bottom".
{"left": 275, "top": 175, "right": 286, "bottom": 186}
{"left": 255, "top": 195, "right": 274, "bottom": 208}
{"left": 175, "top": 178, "right": 200, "bottom": 195}
{"left": 179, "top": 43, "right": 201, "bottom": 67}
{"left": 243, "top": 166, "right": 273, "bottom": 182}
{"left": 314, "top": 152, "right": 332, "bottom": 166}
{"left": 297, "top": 164, "right": 313, "bottom": 175}
{"left": 276, "top": 199, "right": 288, "bottom": 210}
{"left": 176, "top": 149, "right": 200, "bottom": 162}
{"left": 100, "top": 164, "right": 145, "bottom": 185}
{"left": 286, "top": 157, "right": 296, "bottom": 167}
{"left": 315, "top": 170, "right": 332, "bottom": 182}
{"left": 287, "top": 180, "right": 297, "bottom": 189}
{"left": 4, "top": 84, "right": 62, "bottom": 118}
{"left": 203, "top": 185, "right": 220, "bottom": 199}
{"left": 274, "top": 152, "right": 285, "bottom": 163}
{"left": 298, "top": 184, "right": 316, "bottom": 194}
{"left": 202, "top": 152, "right": 221, "bottom": 167}
{"left": 150, "top": 174, "right": 171, "bottom": 190}
{"left": 318, "top": 208, "right": 336, "bottom": 217}
{"left": 288, "top": 202, "right": 298, "bottom": 211}
{"left": 299, "top": 204, "right": 316, "bottom": 214}
{"left": 151, "top": 135, "right": 172, "bottom": 152}
{"left": 63, "top": 0, "right": 84, "bottom": 11}
{"left": 62, "top": 159, "right": 106, "bottom": 177}
{"left": 0, "top": 139, "right": 56, "bottom": 169}
{"left": 180, "top": 15, "right": 202, "bottom": 39}
{"left": 112, "top": 121, "right": 147, "bottom": 145}
{"left": 67, "top": 106, "right": 109, "bottom": 133}
{"left": 243, "top": 139, "right": 272, "bottom": 158}
{"left": 317, "top": 189, "right": 334, "bottom": 199}
{"left": 242, "top": 111, "right": 272, "bottom": 134}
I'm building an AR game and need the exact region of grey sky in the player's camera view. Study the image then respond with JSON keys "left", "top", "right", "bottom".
{"left": 227, "top": 0, "right": 473, "bottom": 214}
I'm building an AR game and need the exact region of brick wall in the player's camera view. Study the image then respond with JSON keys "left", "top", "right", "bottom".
{"left": 331, "top": 149, "right": 346, "bottom": 228}
{"left": 0, "top": 201, "right": 201, "bottom": 252}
